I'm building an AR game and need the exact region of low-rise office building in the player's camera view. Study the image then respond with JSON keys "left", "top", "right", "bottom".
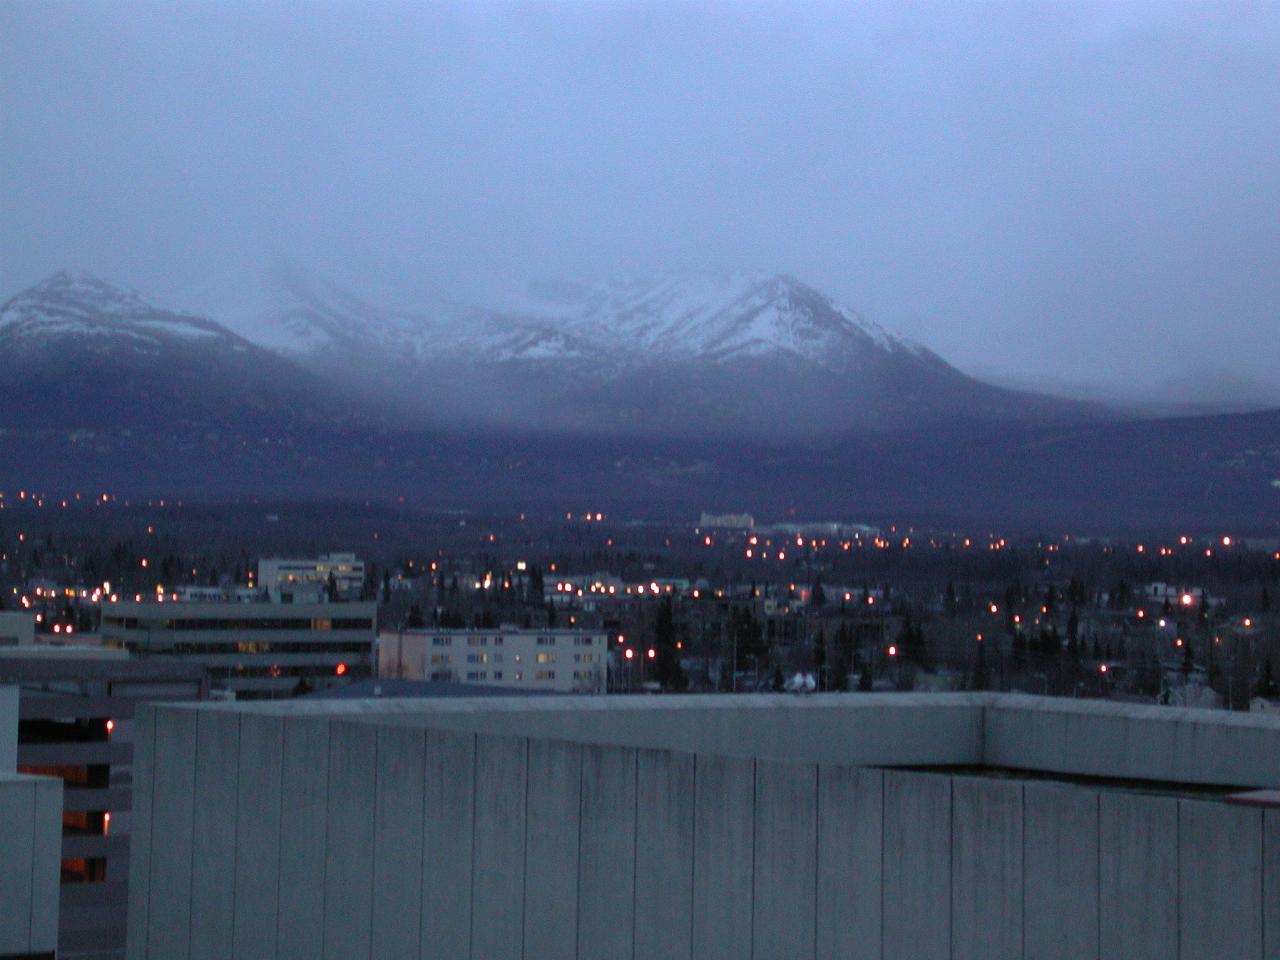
{"left": 378, "top": 627, "right": 608, "bottom": 693}
{"left": 257, "top": 553, "right": 365, "bottom": 602}
{"left": 100, "top": 599, "right": 376, "bottom": 698}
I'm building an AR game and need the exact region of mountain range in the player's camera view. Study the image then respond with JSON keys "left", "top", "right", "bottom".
{"left": 1, "top": 269, "right": 1277, "bottom": 530}
{"left": 262, "top": 267, "right": 1093, "bottom": 434}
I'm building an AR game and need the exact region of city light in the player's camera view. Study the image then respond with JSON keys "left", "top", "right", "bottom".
{"left": 335, "top": 663, "right": 347, "bottom": 676}
{"left": 647, "top": 648, "right": 656, "bottom": 659}
{"left": 888, "top": 645, "right": 897, "bottom": 657}
{"left": 624, "top": 648, "right": 634, "bottom": 660}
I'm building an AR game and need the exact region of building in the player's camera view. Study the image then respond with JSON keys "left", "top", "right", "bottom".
{"left": 0, "top": 648, "right": 208, "bottom": 959}
{"left": 257, "top": 553, "right": 365, "bottom": 602}
{"left": 698, "top": 511, "right": 754, "bottom": 530}
{"left": 378, "top": 627, "right": 608, "bottom": 693}
{"left": 0, "top": 682, "right": 63, "bottom": 960}
{"left": 100, "top": 599, "right": 376, "bottom": 698}
{"left": 127, "top": 692, "right": 1280, "bottom": 960}
{"left": 0, "top": 610, "right": 35, "bottom": 647}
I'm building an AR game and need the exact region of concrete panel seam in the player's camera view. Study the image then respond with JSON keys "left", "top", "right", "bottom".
{"left": 750, "top": 758, "right": 757, "bottom": 960}
{"left": 1096, "top": 791, "right": 1101, "bottom": 960}
{"left": 416, "top": 728, "right": 428, "bottom": 960}
{"left": 879, "top": 770, "right": 885, "bottom": 960}
{"left": 630, "top": 748, "right": 638, "bottom": 960}
{"left": 574, "top": 747, "right": 584, "bottom": 960}
{"left": 26, "top": 779, "right": 36, "bottom": 954}
{"left": 689, "top": 757, "right": 697, "bottom": 960}
{"left": 229, "top": 717, "right": 241, "bottom": 958}
{"left": 812, "top": 766, "right": 820, "bottom": 960}
{"left": 367, "top": 731, "right": 379, "bottom": 960}
{"left": 467, "top": 731, "right": 478, "bottom": 960}
{"left": 184, "top": 715, "right": 201, "bottom": 960}
{"left": 938, "top": 774, "right": 951, "bottom": 958}
{"left": 520, "top": 737, "right": 530, "bottom": 960}
{"left": 273, "top": 724, "right": 286, "bottom": 960}
{"left": 1020, "top": 782, "right": 1026, "bottom": 960}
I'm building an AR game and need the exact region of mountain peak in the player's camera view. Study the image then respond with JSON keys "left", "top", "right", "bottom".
{"left": 1, "top": 271, "right": 241, "bottom": 349}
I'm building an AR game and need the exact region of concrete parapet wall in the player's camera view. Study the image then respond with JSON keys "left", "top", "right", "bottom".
{"left": 0, "top": 772, "right": 62, "bottom": 957}
{"left": 126, "top": 694, "right": 1280, "bottom": 959}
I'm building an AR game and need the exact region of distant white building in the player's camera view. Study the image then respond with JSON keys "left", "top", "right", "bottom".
{"left": 699, "top": 512, "right": 755, "bottom": 530}
{"left": 378, "top": 627, "right": 608, "bottom": 693}
{"left": 258, "top": 553, "right": 365, "bottom": 602}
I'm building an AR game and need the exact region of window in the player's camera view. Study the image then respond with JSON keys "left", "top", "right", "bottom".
{"left": 467, "top": 636, "right": 487, "bottom": 646}
{"left": 536, "top": 653, "right": 555, "bottom": 664}
{"left": 493, "top": 671, "right": 503, "bottom": 680}
{"left": 535, "top": 670, "right": 556, "bottom": 680}
{"left": 432, "top": 637, "right": 452, "bottom": 647}
{"left": 467, "top": 653, "right": 488, "bottom": 664}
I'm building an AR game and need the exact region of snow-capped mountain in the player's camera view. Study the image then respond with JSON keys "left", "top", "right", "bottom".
{"left": 0, "top": 270, "right": 244, "bottom": 354}
{"left": 263, "top": 268, "right": 925, "bottom": 369}
{"left": 261, "top": 268, "right": 1092, "bottom": 434}
{"left": 497, "top": 271, "right": 917, "bottom": 367}
{"left": 0, "top": 271, "right": 364, "bottom": 432}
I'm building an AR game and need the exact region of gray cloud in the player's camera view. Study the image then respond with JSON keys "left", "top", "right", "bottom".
{"left": 3, "top": 1, "right": 1279, "bottom": 400}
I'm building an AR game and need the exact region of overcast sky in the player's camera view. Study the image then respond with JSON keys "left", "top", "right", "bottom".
{"left": 3, "top": 1, "right": 1278, "bottom": 401}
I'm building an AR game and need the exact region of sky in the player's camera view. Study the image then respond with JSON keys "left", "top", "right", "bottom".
{"left": 3, "top": 1, "right": 1279, "bottom": 403}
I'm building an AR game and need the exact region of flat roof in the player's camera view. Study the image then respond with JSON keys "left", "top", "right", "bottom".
{"left": 152, "top": 692, "right": 1280, "bottom": 791}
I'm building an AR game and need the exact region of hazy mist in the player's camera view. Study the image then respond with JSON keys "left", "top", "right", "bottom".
{"left": 4, "top": 1, "right": 1279, "bottom": 403}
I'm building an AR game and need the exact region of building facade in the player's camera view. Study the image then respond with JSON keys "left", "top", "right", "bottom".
{"left": 125, "top": 693, "right": 1280, "bottom": 960}
{"left": 257, "top": 553, "right": 365, "bottom": 603}
{"left": 1, "top": 682, "right": 62, "bottom": 960}
{"left": 378, "top": 627, "right": 608, "bottom": 693}
{"left": 0, "top": 611, "right": 36, "bottom": 648}
{"left": 100, "top": 600, "right": 376, "bottom": 698}
{"left": 1, "top": 651, "right": 207, "bottom": 959}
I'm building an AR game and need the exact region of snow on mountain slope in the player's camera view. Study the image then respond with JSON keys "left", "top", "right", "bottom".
{"left": 503, "top": 271, "right": 917, "bottom": 366}
{"left": 266, "top": 268, "right": 930, "bottom": 372}
{"left": 0, "top": 270, "right": 243, "bottom": 353}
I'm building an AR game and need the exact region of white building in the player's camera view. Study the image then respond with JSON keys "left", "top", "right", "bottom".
{"left": 0, "top": 612, "right": 35, "bottom": 648}
{"left": 257, "top": 553, "right": 365, "bottom": 602}
{"left": 698, "top": 512, "right": 755, "bottom": 530}
{"left": 378, "top": 627, "right": 608, "bottom": 693}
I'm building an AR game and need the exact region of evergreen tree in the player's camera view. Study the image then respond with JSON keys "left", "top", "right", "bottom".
{"left": 830, "top": 624, "right": 851, "bottom": 692}
{"left": 814, "top": 628, "right": 828, "bottom": 691}
{"left": 1255, "top": 659, "right": 1278, "bottom": 699}
{"left": 811, "top": 579, "right": 826, "bottom": 608}
{"left": 970, "top": 641, "right": 989, "bottom": 691}
{"left": 944, "top": 581, "right": 958, "bottom": 620}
